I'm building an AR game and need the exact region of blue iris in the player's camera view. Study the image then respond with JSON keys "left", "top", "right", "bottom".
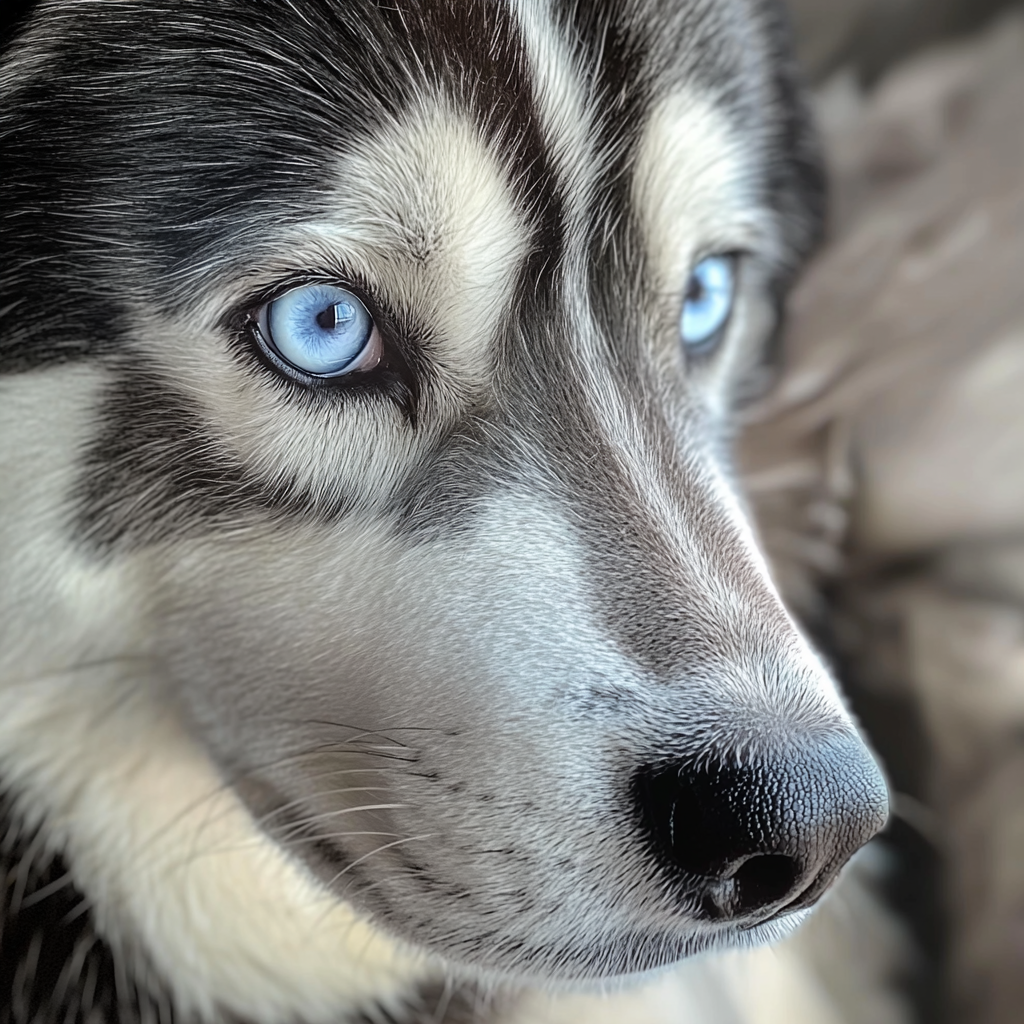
{"left": 680, "top": 256, "right": 736, "bottom": 350}
{"left": 265, "top": 284, "right": 374, "bottom": 376}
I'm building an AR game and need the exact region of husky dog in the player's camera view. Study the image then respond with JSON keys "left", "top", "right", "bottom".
{"left": 0, "top": 1, "right": 889, "bottom": 1021}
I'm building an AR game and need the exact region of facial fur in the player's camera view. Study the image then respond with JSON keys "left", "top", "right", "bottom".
{"left": 0, "top": 2, "right": 884, "bottom": 1022}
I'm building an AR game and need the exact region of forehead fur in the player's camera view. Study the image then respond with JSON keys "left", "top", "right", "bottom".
{"left": 0, "top": 0, "right": 821, "bottom": 365}
{"left": 0, "top": 0, "right": 824, "bottom": 558}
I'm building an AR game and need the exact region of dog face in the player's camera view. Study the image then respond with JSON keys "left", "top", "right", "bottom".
{"left": 0, "top": 0, "right": 886, "bottom": 993}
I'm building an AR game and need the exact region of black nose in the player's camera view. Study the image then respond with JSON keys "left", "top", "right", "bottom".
{"left": 633, "top": 735, "right": 889, "bottom": 921}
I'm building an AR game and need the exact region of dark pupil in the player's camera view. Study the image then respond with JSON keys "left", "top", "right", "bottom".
{"left": 686, "top": 275, "right": 705, "bottom": 303}
{"left": 316, "top": 304, "right": 338, "bottom": 330}
{"left": 315, "top": 302, "right": 354, "bottom": 331}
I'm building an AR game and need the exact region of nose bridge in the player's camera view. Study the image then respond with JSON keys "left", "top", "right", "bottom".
{"left": 534, "top": 376, "right": 798, "bottom": 685}
{"left": 496, "top": 294, "right": 834, "bottom": 711}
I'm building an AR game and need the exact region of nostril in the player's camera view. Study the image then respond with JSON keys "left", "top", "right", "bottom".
{"left": 696, "top": 853, "right": 800, "bottom": 920}
{"left": 633, "top": 760, "right": 801, "bottom": 914}
{"left": 633, "top": 760, "right": 792, "bottom": 875}
{"left": 729, "top": 853, "right": 798, "bottom": 915}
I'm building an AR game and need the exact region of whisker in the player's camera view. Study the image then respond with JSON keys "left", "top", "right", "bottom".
{"left": 136, "top": 748, "right": 407, "bottom": 860}
{"left": 271, "top": 714, "right": 447, "bottom": 745}
{"left": 269, "top": 804, "right": 409, "bottom": 840}
{"left": 305, "top": 833, "right": 436, "bottom": 928}
{"left": 6, "top": 672, "right": 437, "bottom": 891}
{"left": 178, "top": 830, "right": 409, "bottom": 863}
{"left": 282, "top": 830, "right": 406, "bottom": 844}
{"left": 324, "top": 833, "right": 437, "bottom": 890}
{"left": 255, "top": 786, "right": 393, "bottom": 827}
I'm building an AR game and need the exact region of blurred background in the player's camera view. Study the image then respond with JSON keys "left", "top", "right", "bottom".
{"left": 743, "top": 2, "right": 1024, "bottom": 1023}
{"left": 788, "top": 0, "right": 1016, "bottom": 82}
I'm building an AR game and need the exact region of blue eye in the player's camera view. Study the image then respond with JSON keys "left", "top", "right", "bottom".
{"left": 259, "top": 283, "right": 379, "bottom": 377}
{"left": 680, "top": 255, "right": 736, "bottom": 350}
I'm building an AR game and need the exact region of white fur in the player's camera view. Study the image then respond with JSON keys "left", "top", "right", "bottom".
{"left": 0, "top": 368, "right": 433, "bottom": 1023}
{"left": 633, "top": 92, "right": 780, "bottom": 302}
{"left": 509, "top": 0, "right": 599, "bottom": 207}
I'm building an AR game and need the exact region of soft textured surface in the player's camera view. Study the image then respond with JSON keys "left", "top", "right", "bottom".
{"left": 742, "top": 11, "right": 1024, "bottom": 1022}
{"left": 786, "top": 0, "right": 1016, "bottom": 81}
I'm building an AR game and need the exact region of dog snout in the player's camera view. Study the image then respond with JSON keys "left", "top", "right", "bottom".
{"left": 633, "top": 734, "right": 889, "bottom": 922}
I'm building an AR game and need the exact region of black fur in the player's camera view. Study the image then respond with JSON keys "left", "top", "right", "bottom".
{"left": 0, "top": 793, "right": 178, "bottom": 1024}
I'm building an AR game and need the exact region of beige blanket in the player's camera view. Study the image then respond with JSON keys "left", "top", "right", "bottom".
{"left": 742, "top": 12, "right": 1024, "bottom": 1023}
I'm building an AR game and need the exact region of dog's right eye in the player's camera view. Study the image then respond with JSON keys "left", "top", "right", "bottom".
{"left": 256, "top": 284, "right": 382, "bottom": 377}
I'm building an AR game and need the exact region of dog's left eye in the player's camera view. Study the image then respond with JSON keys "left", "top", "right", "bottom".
{"left": 256, "top": 283, "right": 381, "bottom": 377}
{"left": 680, "top": 255, "right": 737, "bottom": 352}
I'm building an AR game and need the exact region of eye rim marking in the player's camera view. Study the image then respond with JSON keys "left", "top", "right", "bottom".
{"left": 680, "top": 253, "right": 740, "bottom": 356}
{"left": 230, "top": 274, "right": 423, "bottom": 423}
